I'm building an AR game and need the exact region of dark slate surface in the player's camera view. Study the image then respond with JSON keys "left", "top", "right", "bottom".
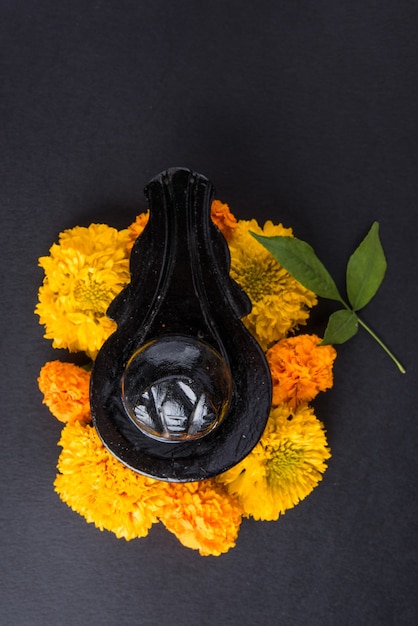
{"left": 1, "top": 2, "right": 417, "bottom": 625}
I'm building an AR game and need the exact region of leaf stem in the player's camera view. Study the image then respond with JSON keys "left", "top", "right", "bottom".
{"left": 356, "top": 316, "right": 406, "bottom": 374}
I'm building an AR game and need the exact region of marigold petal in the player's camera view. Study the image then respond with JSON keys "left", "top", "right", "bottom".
{"left": 228, "top": 219, "right": 317, "bottom": 349}
{"left": 219, "top": 403, "right": 331, "bottom": 521}
{"left": 267, "top": 334, "right": 337, "bottom": 409}
{"left": 157, "top": 480, "right": 243, "bottom": 556}
{"left": 210, "top": 200, "right": 238, "bottom": 241}
{"left": 54, "top": 422, "right": 164, "bottom": 540}
{"left": 35, "top": 224, "right": 130, "bottom": 358}
{"left": 38, "top": 361, "right": 91, "bottom": 424}
{"left": 127, "top": 211, "right": 150, "bottom": 251}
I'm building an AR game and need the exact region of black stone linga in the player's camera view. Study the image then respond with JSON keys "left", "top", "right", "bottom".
{"left": 90, "top": 168, "right": 272, "bottom": 482}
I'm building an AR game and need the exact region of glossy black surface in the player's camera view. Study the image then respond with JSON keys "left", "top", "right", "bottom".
{"left": 90, "top": 168, "right": 271, "bottom": 481}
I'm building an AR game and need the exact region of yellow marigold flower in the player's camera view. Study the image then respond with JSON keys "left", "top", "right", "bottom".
{"left": 126, "top": 210, "right": 150, "bottom": 251}
{"left": 54, "top": 421, "right": 164, "bottom": 540}
{"left": 210, "top": 199, "right": 238, "bottom": 241}
{"left": 219, "top": 403, "right": 331, "bottom": 521}
{"left": 228, "top": 219, "right": 317, "bottom": 350}
{"left": 267, "top": 334, "right": 337, "bottom": 410}
{"left": 35, "top": 224, "right": 131, "bottom": 359}
{"left": 157, "top": 480, "right": 243, "bottom": 556}
{"left": 38, "top": 361, "right": 91, "bottom": 424}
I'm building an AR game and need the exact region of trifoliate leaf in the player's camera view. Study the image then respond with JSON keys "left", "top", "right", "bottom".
{"left": 251, "top": 233, "right": 343, "bottom": 302}
{"left": 321, "top": 309, "right": 359, "bottom": 345}
{"left": 346, "top": 222, "right": 387, "bottom": 311}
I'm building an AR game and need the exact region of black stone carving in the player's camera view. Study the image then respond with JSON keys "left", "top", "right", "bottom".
{"left": 90, "top": 168, "right": 272, "bottom": 481}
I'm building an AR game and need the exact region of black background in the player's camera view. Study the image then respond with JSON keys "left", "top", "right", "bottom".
{"left": 1, "top": 2, "right": 417, "bottom": 625}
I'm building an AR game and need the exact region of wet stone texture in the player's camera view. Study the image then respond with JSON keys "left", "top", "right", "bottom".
{"left": 90, "top": 168, "right": 272, "bottom": 482}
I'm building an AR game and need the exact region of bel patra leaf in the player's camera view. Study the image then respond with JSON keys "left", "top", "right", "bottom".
{"left": 321, "top": 310, "right": 359, "bottom": 345}
{"left": 346, "top": 222, "right": 387, "bottom": 311}
{"left": 251, "top": 233, "right": 343, "bottom": 302}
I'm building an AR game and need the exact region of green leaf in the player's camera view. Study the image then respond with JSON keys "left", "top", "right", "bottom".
{"left": 251, "top": 233, "right": 343, "bottom": 302}
{"left": 321, "top": 309, "right": 359, "bottom": 345}
{"left": 346, "top": 222, "right": 387, "bottom": 311}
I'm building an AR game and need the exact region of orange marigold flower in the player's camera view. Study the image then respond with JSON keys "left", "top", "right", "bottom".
{"left": 127, "top": 210, "right": 150, "bottom": 251}
{"left": 38, "top": 361, "right": 91, "bottom": 424}
{"left": 267, "top": 334, "right": 337, "bottom": 410}
{"left": 157, "top": 480, "right": 243, "bottom": 556}
{"left": 210, "top": 200, "right": 238, "bottom": 240}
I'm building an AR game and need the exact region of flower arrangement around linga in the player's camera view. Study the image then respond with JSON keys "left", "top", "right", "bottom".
{"left": 36, "top": 199, "right": 362, "bottom": 556}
